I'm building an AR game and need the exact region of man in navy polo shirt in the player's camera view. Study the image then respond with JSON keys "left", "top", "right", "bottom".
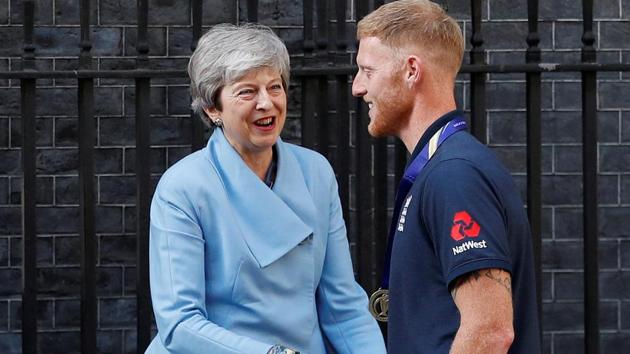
{"left": 352, "top": 1, "right": 541, "bottom": 353}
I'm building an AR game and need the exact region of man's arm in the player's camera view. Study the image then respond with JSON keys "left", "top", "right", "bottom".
{"left": 449, "top": 268, "right": 514, "bottom": 354}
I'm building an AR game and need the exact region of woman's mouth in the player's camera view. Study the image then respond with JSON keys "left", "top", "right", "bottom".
{"left": 254, "top": 117, "right": 274, "bottom": 126}
{"left": 253, "top": 116, "right": 276, "bottom": 131}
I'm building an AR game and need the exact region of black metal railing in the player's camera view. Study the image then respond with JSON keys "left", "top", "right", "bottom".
{"left": 1, "top": 0, "right": 621, "bottom": 353}
{"left": 135, "top": 0, "right": 152, "bottom": 349}
{"left": 526, "top": 0, "right": 543, "bottom": 344}
{"left": 78, "top": 0, "right": 97, "bottom": 352}
{"left": 581, "top": 1, "right": 599, "bottom": 352}
{"left": 19, "top": 2, "right": 37, "bottom": 354}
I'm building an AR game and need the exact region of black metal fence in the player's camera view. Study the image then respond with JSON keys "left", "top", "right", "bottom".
{"left": 2, "top": 0, "right": 627, "bottom": 353}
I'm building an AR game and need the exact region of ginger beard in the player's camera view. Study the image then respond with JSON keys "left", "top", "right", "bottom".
{"left": 366, "top": 66, "right": 413, "bottom": 138}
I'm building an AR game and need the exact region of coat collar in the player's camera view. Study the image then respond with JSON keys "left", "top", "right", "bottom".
{"left": 206, "top": 128, "right": 316, "bottom": 268}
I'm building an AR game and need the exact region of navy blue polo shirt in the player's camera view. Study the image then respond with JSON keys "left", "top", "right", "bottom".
{"left": 387, "top": 111, "right": 541, "bottom": 354}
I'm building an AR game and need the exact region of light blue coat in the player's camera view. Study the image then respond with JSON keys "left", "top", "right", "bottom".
{"left": 146, "top": 129, "right": 386, "bottom": 354}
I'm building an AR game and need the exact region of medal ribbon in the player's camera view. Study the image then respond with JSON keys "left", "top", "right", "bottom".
{"left": 380, "top": 117, "right": 467, "bottom": 289}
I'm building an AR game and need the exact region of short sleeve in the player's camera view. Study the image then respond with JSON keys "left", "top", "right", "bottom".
{"left": 421, "top": 159, "right": 513, "bottom": 287}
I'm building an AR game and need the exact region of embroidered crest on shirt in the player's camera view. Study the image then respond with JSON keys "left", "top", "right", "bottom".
{"left": 450, "top": 210, "right": 486, "bottom": 255}
{"left": 397, "top": 195, "right": 413, "bottom": 232}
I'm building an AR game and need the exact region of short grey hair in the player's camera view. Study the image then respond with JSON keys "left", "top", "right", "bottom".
{"left": 188, "top": 23, "right": 291, "bottom": 126}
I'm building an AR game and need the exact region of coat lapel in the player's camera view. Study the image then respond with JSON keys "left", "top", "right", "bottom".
{"left": 206, "top": 129, "right": 316, "bottom": 268}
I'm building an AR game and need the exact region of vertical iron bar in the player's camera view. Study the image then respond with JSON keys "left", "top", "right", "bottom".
{"left": 302, "top": 0, "right": 317, "bottom": 149}
{"left": 355, "top": 0, "right": 386, "bottom": 291}
{"left": 335, "top": 0, "right": 349, "bottom": 225}
{"left": 21, "top": 2, "right": 37, "bottom": 353}
{"left": 336, "top": 78, "right": 349, "bottom": 217}
{"left": 372, "top": 147, "right": 387, "bottom": 287}
{"left": 247, "top": 0, "right": 258, "bottom": 22}
{"left": 582, "top": 0, "right": 598, "bottom": 352}
{"left": 375, "top": 142, "right": 388, "bottom": 340}
{"left": 355, "top": 0, "right": 375, "bottom": 292}
{"left": 371, "top": 0, "right": 387, "bottom": 299}
{"left": 525, "top": 0, "right": 543, "bottom": 342}
{"left": 302, "top": 78, "right": 318, "bottom": 149}
{"left": 191, "top": 0, "right": 203, "bottom": 50}
{"left": 316, "top": 0, "right": 329, "bottom": 156}
{"left": 190, "top": 0, "right": 206, "bottom": 151}
{"left": 355, "top": 0, "right": 369, "bottom": 27}
{"left": 136, "top": 0, "right": 152, "bottom": 350}
{"left": 312, "top": 81, "right": 330, "bottom": 159}
{"left": 355, "top": 0, "right": 386, "bottom": 336}
{"left": 316, "top": 0, "right": 328, "bottom": 60}
{"left": 78, "top": 0, "right": 96, "bottom": 352}
{"left": 355, "top": 101, "right": 373, "bottom": 289}
{"left": 135, "top": 83, "right": 151, "bottom": 351}
{"left": 470, "top": 0, "right": 486, "bottom": 143}
{"left": 393, "top": 142, "right": 407, "bottom": 199}
{"left": 20, "top": 72, "right": 38, "bottom": 354}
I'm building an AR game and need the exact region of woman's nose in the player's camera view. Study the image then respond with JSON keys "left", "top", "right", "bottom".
{"left": 256, "top": 90, "right": 273, "bottom": 110}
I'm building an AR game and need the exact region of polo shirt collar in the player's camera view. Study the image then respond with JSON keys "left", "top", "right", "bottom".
{"left": 408, "top": 110, "right": 465, "bottom": 166}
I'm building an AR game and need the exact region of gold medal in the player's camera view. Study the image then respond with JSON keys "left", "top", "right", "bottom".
{"left": 368, "top": 288, "right": 389, "bottom": 322}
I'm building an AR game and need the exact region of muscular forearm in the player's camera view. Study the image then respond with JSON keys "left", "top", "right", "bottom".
{"left": 449, "top": 323, "right": 513, "bottom": 354}
{"left": 449, "top": 268, "right": 515, "bottom": 354}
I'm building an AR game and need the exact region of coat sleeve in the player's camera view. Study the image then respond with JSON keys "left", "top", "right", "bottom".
{"left": 315, "top": 173, "right": 387, "bottom": 354}
{"left": 149, "top": 179, "right": 273, "bottom": 354}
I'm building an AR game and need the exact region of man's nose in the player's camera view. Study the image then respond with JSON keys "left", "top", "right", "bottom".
{"left": 352, "top": 75, "right": 366, "bottom": 97}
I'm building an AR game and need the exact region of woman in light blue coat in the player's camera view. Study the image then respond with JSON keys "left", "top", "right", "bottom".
{"left": 146, "top": 24, "right": 386, "bottom": 354}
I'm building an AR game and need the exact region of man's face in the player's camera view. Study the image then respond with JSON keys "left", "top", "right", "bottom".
{"left": 352, "top": 37, "right": 413, "bottom": 138}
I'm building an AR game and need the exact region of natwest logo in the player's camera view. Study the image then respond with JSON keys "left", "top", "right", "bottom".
{"left": 452, "top": 240, "right": 488, "bottom": 255}
{"left": 450, "top": 211, "right": 481, "bottom": 241}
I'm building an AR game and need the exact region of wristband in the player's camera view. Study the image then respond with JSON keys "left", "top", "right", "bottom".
{"left": 267, "top": 344, "right": 300, "bottom": 354}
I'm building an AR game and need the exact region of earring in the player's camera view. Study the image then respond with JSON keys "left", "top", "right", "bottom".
{"left": 213, "top": 118, "right": 223, "bottom": 127}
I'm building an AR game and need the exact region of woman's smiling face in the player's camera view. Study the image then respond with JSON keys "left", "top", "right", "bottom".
{"left": 205, "top": 66, "right": 287, "bottom": 160}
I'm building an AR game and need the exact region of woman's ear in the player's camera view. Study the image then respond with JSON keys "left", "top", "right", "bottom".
{"left": 203, "top": 107, "right": 220, "bottom": 119}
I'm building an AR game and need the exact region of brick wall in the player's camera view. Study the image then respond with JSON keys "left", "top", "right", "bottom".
{"left": 458, "top": 2, "right": 630, "bottom": 353}
{"left": 0, "top": 0, "right": 629, "bottom": 353}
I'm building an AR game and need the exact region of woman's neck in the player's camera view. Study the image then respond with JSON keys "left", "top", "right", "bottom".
{"left": 222, "top": 132, "right": 274, "bottom": 180}
{"left": 238, "top": 146, "right": 274, "bottom": 181}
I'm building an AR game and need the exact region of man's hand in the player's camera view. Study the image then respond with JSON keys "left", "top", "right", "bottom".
{"left": 449, "top": 268, "right": 514, "bottom": 354}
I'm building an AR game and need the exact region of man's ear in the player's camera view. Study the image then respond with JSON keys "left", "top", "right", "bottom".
{"left": 203, "top": 107, "right": 220, "bottom": 119}
{"left": 405, "top": 55, "right": 422, "bottom": 86}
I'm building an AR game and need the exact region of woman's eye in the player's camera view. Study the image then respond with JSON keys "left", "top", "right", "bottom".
{"left": 268, "top": 84, "right": 283, "bottom": 94}
{"left": 237, "top": 89, "right": 255, "bottom": 97}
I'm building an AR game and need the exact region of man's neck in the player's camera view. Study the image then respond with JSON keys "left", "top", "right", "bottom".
{"left": 398, "top": 99, "right": 457, "bottom": 153}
